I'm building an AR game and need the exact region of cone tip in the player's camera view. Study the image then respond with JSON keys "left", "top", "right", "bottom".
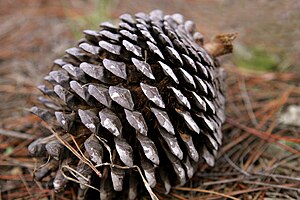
{"left": 204, "top": 32, "right": 238, "bottom": 57}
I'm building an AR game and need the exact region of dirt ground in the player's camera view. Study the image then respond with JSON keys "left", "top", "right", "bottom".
{"left": 0, "top": 0, "right": 299, "bottom": 199}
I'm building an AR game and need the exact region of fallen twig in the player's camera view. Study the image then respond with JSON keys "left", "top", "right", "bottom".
{"left": 173, "top": 187, "right": 240, "bottom": 200}
{"left": 0, "top": 128, "right": 37, "bottom": 140}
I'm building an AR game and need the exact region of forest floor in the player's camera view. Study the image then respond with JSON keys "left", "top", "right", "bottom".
{"left": 0, "top": 0, "right": 299, "bottom": 199}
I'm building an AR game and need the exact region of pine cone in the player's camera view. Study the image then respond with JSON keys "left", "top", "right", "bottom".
{"left": 28, "top": 10, "right": 233, "bottom": 199}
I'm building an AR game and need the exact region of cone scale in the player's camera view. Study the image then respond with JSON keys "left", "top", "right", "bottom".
{"left": 29, "top": 9, "right": 234, "bottom": 199}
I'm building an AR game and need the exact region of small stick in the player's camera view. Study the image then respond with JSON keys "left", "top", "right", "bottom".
{"left": 241, "top": 180, "right": 300, "bottom": 192}
{"left": 173, "top": 187, "right": 240, "bottom": 200}
{"left": 224, "top": 154, "right": 250, "bottom": 176}
{"left": 0, "top": 129, "right": 37, "bottom": 140}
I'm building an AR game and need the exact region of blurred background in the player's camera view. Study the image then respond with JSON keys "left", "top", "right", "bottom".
{"left": 1, "top": 0, "right": 300, "bottom": 199}
{"left": 0, "top": 0, "right": 300, "bottom": 118}
{"left": 1, "top": 0, "right": 300, "bottom": 120}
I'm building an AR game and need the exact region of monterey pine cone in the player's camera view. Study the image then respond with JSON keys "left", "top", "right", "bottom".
{"left": 28, "top": 10, "right": 234, "bottom": 199}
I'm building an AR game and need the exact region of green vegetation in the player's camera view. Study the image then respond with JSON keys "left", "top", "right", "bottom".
{"left": 65, "top": 0, "right": 115, "bottom": 40}
{"left": 4, "top": 146, "right": 14, "bottom": 155}
{"left": 233, "top": 45, "right": 280, "bottom": 72}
